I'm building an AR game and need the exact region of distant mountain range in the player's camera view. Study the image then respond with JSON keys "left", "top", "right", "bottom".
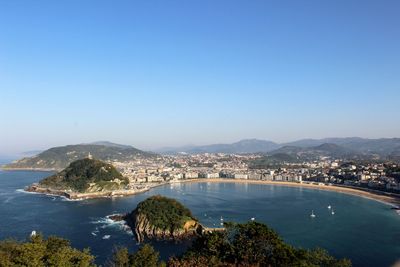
{"left": 157, "top": 139, "right": 280, "bottom": 154}
{"left": 156, "top": 137, "right": 400, "bottom": 159}
{"left": 3, "top": 137, "right": 400, "bottom": 171}
{"left": 267, "top": 143, "right": 365, "bottom": 161}
{"left": 2, "top": 142, "right": 155, "bottom": 170}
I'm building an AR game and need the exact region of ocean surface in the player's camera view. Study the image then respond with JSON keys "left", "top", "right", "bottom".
{"left": 0, "top": 170, "right": 399, "bottom": 266}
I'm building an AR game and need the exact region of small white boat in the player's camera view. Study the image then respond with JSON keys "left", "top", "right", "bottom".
{"left": 327, "top": 205, "right": 331, "bottom": 209}
{"left": 220, "top": 216, "right": 223, "bottom": 221}
{"left": 220, "top": 222, "right": 224, "bottom": 226}
{"left": 310, "top": 210, "right": 316, "bottom": 218}
{"left": 102, "top": 235, "right": 111, "bottom": 240}
{"left": 331, "top": 209, "right": 335, "bottom": 215}
{"left": 30, "top": 230, "right": 37, "bottom": 237}
{"left": 251, "top": 217, "right": 255, "bottom": 221}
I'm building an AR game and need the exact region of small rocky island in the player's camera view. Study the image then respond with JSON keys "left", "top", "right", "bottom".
{"left": 26, "top": 158, "right": 144, "bottom": 199}
{"left": 111, "top": 195, "right": 205, "bottom": 242}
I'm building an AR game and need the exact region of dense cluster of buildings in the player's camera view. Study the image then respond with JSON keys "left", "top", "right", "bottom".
{"left": 111, "top": 153, "right": 400, "bottom": 194}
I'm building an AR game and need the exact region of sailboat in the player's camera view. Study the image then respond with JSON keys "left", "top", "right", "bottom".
{"left": 310, "top": 210, "right": 316, "bottom": 218}
{"left": 327, "top": 205, "right": 331, "bottom": 209}
{"left": 331, "top": 209, "right": 335, "bottom": 215}
{"left": 220, "top": 216, "right": 223, "bottom": 221}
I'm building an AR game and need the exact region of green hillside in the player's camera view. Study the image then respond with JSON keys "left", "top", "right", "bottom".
{"left": 134, "top": 195, "right": 195, "bottom": 230}
{"left": 3, "top": 143, "right": 155, "bottom": 170}
{"left": 249, "top": 153, "right": 301, "bottom": 168}
{"left": 39, "top": 158, "right": 128, "bottom": 193}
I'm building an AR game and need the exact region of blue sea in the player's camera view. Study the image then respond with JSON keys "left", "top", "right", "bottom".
{"left": 0, "top": 170, "right": 399, "bottom": 266}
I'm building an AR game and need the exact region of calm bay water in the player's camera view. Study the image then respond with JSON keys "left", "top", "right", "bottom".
{"left": 0, "top": 170, "right": 399, "bottom": 266}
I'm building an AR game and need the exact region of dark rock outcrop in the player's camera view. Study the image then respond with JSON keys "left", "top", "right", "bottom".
{"left": 112, "top": 195, "right": 205, "bottom": 242}
{"left": 125, "top": 210, "right": 203, "bottom": 242}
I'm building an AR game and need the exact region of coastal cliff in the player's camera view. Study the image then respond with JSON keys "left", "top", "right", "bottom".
{"left": 130, "top": 211, "right": 202, "bottom": 242}
{"left": 117, "top": 195, "right": 203, "bottom": 242}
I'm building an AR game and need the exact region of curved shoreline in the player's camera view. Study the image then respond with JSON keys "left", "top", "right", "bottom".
{"left": 176, "top": 179, "right": 400, "bottom": 207}
{"left": 21, "top": 178, "right": 400, "bottom": 207}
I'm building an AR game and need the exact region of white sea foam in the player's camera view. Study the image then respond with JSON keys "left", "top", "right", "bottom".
{"left": 15, "top": 189, "right": 79, "bottom": 202}
{"left": 90, "top": 215, "right": 133, "bottom": 236}
{"left": 91, "top": 217, "right": 118, "bottom": 227}
{"left": 60, "top": 197, "right": 84, "bottom": 202}
{"left": 15, "top": 189, "right": 39, "bottom": 194}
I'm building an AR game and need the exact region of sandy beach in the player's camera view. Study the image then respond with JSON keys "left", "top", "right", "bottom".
{"left": 179, "top": 178, "right": 400, "bottom": 207}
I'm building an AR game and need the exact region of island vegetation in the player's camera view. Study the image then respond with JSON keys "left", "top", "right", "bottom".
{"left": 123, "top": 195, "right": 201, "bottom": 242}
{"left": 36, "top": 158, "right": 128, "bottom": 193}
{"left": 135, "top": 195, "right": 195, "bottom": 231}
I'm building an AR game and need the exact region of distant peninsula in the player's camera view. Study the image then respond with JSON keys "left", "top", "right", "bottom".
{"left": 26, "top": 158, "right": 147, "bottom": 199}
{"left": 3, "top": 142, "right": 155, "bottom": 171}
{"left": 110, "top": 195, "right": 205, "bottom": 242}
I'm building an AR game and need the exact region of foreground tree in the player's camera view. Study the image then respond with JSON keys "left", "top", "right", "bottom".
{"left": 110, "top": 244, "right": 165, "bottom": 267}
{"left": 0, "top": 234, "right": 95, "bottom": 267}
{"left": 168, "top": 222, "right": 351, "bottom": 267}
{"left": 0, "top": 223, "right": 351, "bottom": 267}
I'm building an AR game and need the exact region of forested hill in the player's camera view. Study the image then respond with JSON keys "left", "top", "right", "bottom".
{"left": 3, "top": 143, "right": 156, "bottom": 170}
{"left": 38, "top": 158, "right": 128, "bottom": 193}
{"left": 126, "top": 195, "right": 200, "bottom": 242}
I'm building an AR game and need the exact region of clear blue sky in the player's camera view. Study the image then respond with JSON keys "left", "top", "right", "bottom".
{"left": 0, "top": 0, "right": 399, "bottom": 155}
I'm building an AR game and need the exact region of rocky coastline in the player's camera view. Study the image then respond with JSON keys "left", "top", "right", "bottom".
{"left": 108, "top": 196, "right": 208, "bottom": 243}
{"left": 134, "top": 212, "right": 202, "bottom": 242}
{"left": 25, "top": 184, "right": 149, "bottom": 200}
{"left": 108, "top": 211, "right": 204, "bottom": 243}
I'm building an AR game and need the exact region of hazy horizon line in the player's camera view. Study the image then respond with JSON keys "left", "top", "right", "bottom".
{"left": 2, "top": 135, "right": 399, "bottom": 158}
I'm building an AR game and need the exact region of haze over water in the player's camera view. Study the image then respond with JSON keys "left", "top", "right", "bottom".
{"left": 1, "top": 170, "right": 399, "bottom": 267}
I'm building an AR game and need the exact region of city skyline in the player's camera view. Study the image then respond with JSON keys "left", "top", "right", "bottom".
{"left": 1, "top": 0, "right": 399, "bottom": 154}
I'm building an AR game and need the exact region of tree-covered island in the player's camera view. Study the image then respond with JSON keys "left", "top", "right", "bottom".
{"left": 114, "top": 195, "right": 203, "bottom": 242}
